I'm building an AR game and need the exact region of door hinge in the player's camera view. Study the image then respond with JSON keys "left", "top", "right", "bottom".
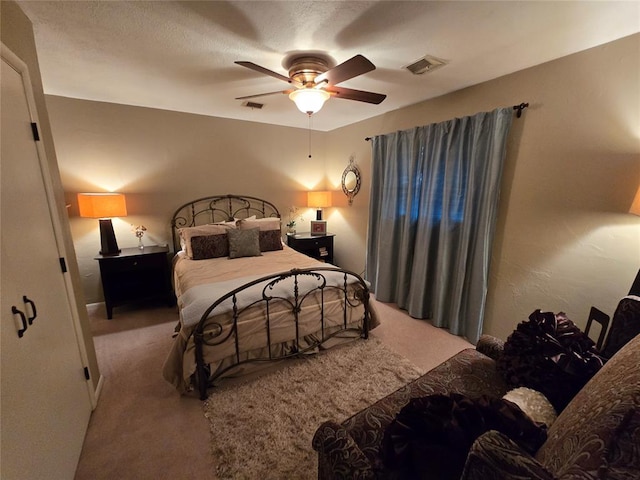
{"left": 59, "top": 257, "right": 67, "bottom": 273}
{"left": 84, "top": 367, "right": 91, "bottom": 381}
{"left": 31, "top": 122, "right": 40, "bottom": 141}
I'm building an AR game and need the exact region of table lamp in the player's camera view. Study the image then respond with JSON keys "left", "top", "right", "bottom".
{"left": 78, "top": 193, "right": 127, "bottom": 255}
{"left": 308, "top": 191, "right": 332, "bottom": 220}
{"left": 308, "top": 191, "right": 331, "bottom": 236}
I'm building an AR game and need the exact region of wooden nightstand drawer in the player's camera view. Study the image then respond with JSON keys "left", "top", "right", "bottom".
{"left": 99, "top": 253, "right": 162, "bottom": 273}
{"left": 287, "top": 233, "right": 335, "bottom": 264}
{"left": 306, "top": 237, "right": 331, "bottom": 248}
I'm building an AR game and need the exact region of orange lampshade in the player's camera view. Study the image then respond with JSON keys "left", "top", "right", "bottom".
{"left": 307, "top": 191, "right": 332, "bottom": 208}
{"left": 630, "top": 187, "right": 640, "bottom": 216}
{"left": 78, "top": 193, "right": 127, "bottom": 218}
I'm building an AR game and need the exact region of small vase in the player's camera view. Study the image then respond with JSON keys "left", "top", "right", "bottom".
{"left": 138, "top": 236, "right": 144, "bottom": 250}
{"left": 287, "top": 227, "right": 296, "bottom": 235}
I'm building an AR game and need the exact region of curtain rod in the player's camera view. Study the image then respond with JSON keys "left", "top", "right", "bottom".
{"left": 364, "top": 102, "right": 529, "bottom": 141}
{"left": 513, "top": 102, "right": 529, "bottom": 118}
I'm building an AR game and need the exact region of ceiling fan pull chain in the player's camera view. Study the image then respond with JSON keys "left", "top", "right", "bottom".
{"left": 308, "top": 114, "right": 312, "bottom": 159}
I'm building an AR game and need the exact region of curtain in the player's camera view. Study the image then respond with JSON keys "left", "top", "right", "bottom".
{"left": 366, "top": 108, "right": 513, "bottom": 343}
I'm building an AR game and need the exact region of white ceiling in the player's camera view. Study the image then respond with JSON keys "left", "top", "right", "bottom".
{"left": 16, "top": 1, "right": 640, "bottom": 132}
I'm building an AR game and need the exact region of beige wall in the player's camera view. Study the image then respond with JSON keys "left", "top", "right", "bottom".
{"left": 2, "top": 1, "right": 100, "bottom": 388}
{"left": 48, "top": 33, "right": 639, "bottom": 340}
{"left": 46, "top": 98, "right": 329, "bottom": 303}
{"left": 327, "top": 33, "right": 640, "bottom": 340}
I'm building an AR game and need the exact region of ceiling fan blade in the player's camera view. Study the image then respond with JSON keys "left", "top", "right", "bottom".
{"left": 235, "top": 90, "right": 292, "bottom": 100}
{"left": 325, "top": 86, "right": 386, "bottom": 104}
{"left": 315, "top": 55, "right": 376, "bottom": 86}
{"left": 235, "top": 61, "right": 302, "bottom": 86}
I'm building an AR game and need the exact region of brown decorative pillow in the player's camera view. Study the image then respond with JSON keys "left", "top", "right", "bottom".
{"left": 228, "top": 228, "right": 262, "bottom": 259}
{"left": 179, "top": 223, "right": 234, "bottom": 259}
{"left": 259, "top": 230, "right": 283, "bottom": 252}
{"left": 380, "top": 393, "right": 547, "bottom": 480}
{"left": 497, "top": 310, "right": 605, "bottom": 412}
{"left": 236, "top": 217, "right": 283, "bottom": 252}
{"left": 191, "top": 234, "right": 229, "bottom": 260}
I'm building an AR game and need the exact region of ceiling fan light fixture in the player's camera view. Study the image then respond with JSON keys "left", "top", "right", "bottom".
{"left": 289, "top": 89, "right": 330, "bottom": 114}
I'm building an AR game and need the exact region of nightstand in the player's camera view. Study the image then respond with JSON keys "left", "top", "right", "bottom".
{"left": 95, "top": 245, "right": 174, "bottom": 319}
{"left": 287, "top": 232, "right": 335, "bottom": 264}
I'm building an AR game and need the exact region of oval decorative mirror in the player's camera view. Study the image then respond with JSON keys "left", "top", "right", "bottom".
{"left": 341, "top": 157, "right": 361, "bottom": 206}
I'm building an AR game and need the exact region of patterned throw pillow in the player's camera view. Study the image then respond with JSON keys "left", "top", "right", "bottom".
{"left": 190, "top": 234, "right": 229, "bottom": 260}
{"left": 502, "top": 387, "right": 557, "bottom": 428}
{"left": 380, "top": 393, "right": 547, "bottom": 480}
{"left": 179, "top": 223, "right": 234, "bottom": 258}
{"left": 496, "top": 310, "right": 605, "bottom": 412}
{"left": 237, "top": 217, "right": 283, "bottom": 252}
{"left": 259, "top": 230, "right": 283, "bottom": 252}
{"left": 228, "top": 228, "right": 262, "bottom": 259}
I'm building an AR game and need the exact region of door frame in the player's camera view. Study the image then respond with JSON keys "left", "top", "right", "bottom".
{"left": 1, "top": 43, "right": 98, "bottom": 408}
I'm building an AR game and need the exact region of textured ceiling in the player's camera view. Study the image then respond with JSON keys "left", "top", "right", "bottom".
{"left": 16, "top": 1, "right": 640, "bottom": 131}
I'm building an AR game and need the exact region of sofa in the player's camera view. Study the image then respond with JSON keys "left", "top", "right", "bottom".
{"left": 312, "top": 331, "right": 640, "bottom": 479}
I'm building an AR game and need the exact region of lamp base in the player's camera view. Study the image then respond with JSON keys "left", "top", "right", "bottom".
{"left": 99, "top": 218, "right": 121, "bottom": 255}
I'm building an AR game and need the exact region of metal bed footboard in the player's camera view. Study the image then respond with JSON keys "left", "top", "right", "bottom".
{"left": 192, "top": 267, "right": 371, "bottom": 400}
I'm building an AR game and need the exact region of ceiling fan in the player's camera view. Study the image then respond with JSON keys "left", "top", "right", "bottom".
{"left": 235, "top": 54, "right": 386, "bottom": 114}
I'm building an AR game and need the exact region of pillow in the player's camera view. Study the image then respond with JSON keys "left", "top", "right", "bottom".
{"left": 238, "top": 217, "right": 283, "bottom": 252}
{"left": 179, "top": 223, "right": 234, "bottom": 259}
{"left": 380, "top": 393, "right": 547, "bottom": 480}
{"left": 190, "top": 234, "right": 229, "bottom": 260}
{"left": 496, "top": 309, "right": 606, "bottom": 412}
{"left": 259, "top": 230, "right": 284, "bottom": 252}
{"left": 228, "top": 228, "right": 262, "bottom": 259}
{"left": 237, "top": 217, "right": 281, "bottom": 231}
{"left": 502, "top": 387, "right": 557, "bottom": 428}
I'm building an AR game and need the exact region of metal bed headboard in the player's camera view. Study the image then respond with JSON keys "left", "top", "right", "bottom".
{"left": 170, "top": 194, "right": 280, "bottom": 252}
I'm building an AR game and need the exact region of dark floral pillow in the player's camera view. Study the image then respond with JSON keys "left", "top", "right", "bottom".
{"left": 191, "top": 234, "right": 228, "bottom": 260}
{"left": 497, "top": 310, "right": 605, "bottom": 412}
{"left": 380, "top": 393, "right": 547, "bottom": 480}
{"left": 259, "top": 230, "right": 283, "bottom": 252}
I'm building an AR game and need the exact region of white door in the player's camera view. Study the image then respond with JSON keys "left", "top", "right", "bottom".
{"left": 1, "top": 48, "right": 92, "bottom": 479}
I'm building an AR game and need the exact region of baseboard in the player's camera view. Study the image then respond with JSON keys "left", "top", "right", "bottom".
{"left": 92, "top": 374, "right": 105, "bottom": 410}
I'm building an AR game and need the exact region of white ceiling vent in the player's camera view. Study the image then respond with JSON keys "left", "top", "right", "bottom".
{"left": 242, "top": 101, "right": 264, "bottom": 109}
{"left": 404, "top": 55, "right": 447, "bottom": 75}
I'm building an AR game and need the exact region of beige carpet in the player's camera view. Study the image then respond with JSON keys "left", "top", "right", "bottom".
{"left": 76, "top": 297, "right": 472, "bottom": 479}
{"left": 204, "top": 338, "right": 425, "bottom": 479}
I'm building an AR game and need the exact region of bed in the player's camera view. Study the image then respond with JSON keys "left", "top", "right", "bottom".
{"left": 161, "top": 194, "right": 379, "bottom": 399}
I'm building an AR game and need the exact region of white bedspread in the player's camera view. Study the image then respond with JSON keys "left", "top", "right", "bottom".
{"left": 173, "top": 245, "right": 344, "bottom": 326}
{"left": 164, "top": 244, "right": 379, "bottom": 393}
{"left": 179, "top": 266, "right": 360, "bottom": 328}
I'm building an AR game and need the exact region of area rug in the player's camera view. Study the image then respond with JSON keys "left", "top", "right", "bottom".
{"left": 203, "top": 337, "right": 426, "bottom": 479}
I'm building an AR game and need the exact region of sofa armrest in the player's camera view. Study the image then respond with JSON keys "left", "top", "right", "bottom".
{"left": 476, "top": 334, "right": 504, "bottom": 361}
{"left": 461, "top": 430, "right": 555, "bottom": 480}
{"left": 312, "top": 421, "right": 375, "bottom": 480}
